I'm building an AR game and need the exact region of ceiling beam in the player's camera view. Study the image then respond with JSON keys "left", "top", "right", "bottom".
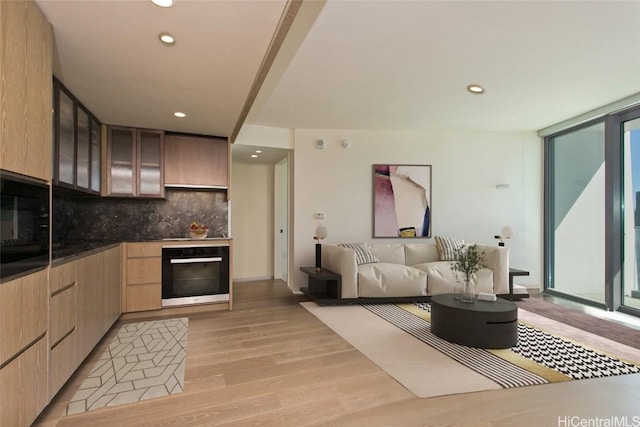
{"left": 230, "top": 0, "right": 304, "bottom": 143}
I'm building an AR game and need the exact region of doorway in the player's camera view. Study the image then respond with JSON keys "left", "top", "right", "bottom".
{"left": 274, "top": 156, "right": 289, "bottom": 284}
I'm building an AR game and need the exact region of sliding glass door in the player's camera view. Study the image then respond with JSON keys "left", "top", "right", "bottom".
{"left": 545, "top": 104, "right": 640, "bottom": 315}
{"left": 547, "top": 121, "right": 606, "bottom": 304}
{"left": 622, "top": 115, "right": 640, "bottom": 312}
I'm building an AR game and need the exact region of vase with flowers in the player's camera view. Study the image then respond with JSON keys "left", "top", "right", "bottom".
{"left": 450, "top": 244, "right": 486, "bottom": 303}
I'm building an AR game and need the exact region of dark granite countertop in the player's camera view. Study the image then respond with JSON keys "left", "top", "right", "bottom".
{"left": 51, "top": 237, "right": 233, "bottom": 265}
{"left": 51, "top": 241, "right": 121, "bottom": 265}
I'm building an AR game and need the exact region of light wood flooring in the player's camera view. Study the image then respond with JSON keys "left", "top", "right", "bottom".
{"left": 35, "top": 280, "right": 640, "bottom": 427}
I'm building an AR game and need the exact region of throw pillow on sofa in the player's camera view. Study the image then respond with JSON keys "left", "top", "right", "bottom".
{"left": 338, "top": 243, "right": 379, "bottom": 265}
{"left": 434, "top": 236, "right": 465, "bottom": 261}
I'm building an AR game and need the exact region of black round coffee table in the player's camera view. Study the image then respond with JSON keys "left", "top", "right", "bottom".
{"left": 430, "top": 293, "right": 518, "bottom": 349}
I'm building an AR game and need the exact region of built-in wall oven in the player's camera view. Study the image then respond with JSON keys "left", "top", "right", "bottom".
{"left": 0, "top": 170, "right": 49, "bottom": 283}
{"left": 161, "top": 244, "right": 230, "bottom": 307}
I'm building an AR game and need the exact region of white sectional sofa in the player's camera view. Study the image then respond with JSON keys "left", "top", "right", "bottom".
{"left": 322, "top": 242, "right": 509, "bottom": 300}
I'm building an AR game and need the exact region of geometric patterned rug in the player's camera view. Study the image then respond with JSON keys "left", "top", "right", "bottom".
{"left": 65, "top": 317, "right": 188, "bottom": 415}
{"left": 365, "top": 303, "right": 640, "bottom": 388}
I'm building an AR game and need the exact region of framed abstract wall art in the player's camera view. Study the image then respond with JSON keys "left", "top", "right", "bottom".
{"left": 373, "top": 164, "right": 431, "bottom": 238}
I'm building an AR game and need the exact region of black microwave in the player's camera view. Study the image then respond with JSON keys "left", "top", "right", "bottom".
{"left": 0, "top": 170, "right": 50, "bottom": 283}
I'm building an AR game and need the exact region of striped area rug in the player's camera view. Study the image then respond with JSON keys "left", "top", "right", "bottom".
{"left": 364, "top": 303, "right": 640, "bottom": 388}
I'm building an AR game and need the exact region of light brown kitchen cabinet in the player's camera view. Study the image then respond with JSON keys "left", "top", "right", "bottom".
{"left": 76, "top": 246, "right": 122, "bottom": 362}
{"left": 48, "top": 330, "right": 76, "bottom": 401}
{"left": 0, "top": 337, "right": 47, "bottom": 427}
{"left": 124, "top": 242, "right": 163, "bottom": 312}
{"left": 126, "top": 258, "right": 162, "bottom": 286}
{"left": 53, "top": 78, "right": 102, "bottom": 193}
{"left": 0, "top": 269, "right": 48, "bottom": 366}
{"left": 0, "top": 2, "right": 51, "bottom": 424}
{"left": 123, "top": 240, "right": 234, "bottom": 312}
{"left": 49, "top": 261, "right": 78, "bottom": 400}
{"left": 106, "top": 126, "right": 164, "bottom": 198}
{"left": 164, "top": 134, "right": 228, "bottom": 188}
{"left": 76, "top": 254, "right": 101, "bottom": 361}
{"left": 47, "top": 246, "right": 121, "bottom": 402}
{"left": 103, "top": 246, "right": 123, "bottom": 328}
{"left": 0, "top": 0, "right": 52, "bottom": 182}
{"left": 49, "top": 276, "right": 77, "bottom": 345}
{"left": 0, "top": 269, "right": 48, "bottom": 427}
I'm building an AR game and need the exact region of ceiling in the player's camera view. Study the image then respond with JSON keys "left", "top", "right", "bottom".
{"left": 36, "top": 0, "right": 640, "bottom": 163}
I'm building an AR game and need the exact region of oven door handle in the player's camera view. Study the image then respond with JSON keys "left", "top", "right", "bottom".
{"left": 170, "top": 257, "right": 222, "bottom": 264}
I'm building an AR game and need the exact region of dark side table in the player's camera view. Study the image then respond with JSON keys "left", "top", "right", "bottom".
{"left": 507, "top": 268, "right": 530, "bottom": 300}
{"left": 300, "top": 267, "right": 342, "bottom": 303}
{"left": 497, "top": 268, "right": 530, "bottom": 300}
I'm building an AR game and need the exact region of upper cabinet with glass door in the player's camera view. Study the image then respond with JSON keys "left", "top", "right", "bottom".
{"left": 76, "top": 106, "right": 90, "bottom": 190}
{"left": 138, "top": 129, "right": 164, "bottom": 197}
{"left": 105, "top": 126, "right": 164, "bottom": 198}
{"left": 53, "top": 79, "right": 101, "bottom": 194}
{"left": 55, "top": 86, "right": 75, "bottom": 187}
{"left": 90, "top": 117, "right": 101, "bottom": 193}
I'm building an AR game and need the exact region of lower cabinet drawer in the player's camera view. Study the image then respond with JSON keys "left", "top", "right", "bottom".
{"left": 0, "top": 270, "right": 48, "bottom": 365}
{"left": 49, "top": 330, "right": 78, "bottom": 400}
{"left": 50, "top": 285, "right": 77, "bottom": 345}
{"left": 0, "top": 336, "right": 47, "bottom": 427}
{"left": 126, "top": 283, "right": 162, "bottom": 312}
{"left": 126, "top": 258, "right": 161, "bottom": 285}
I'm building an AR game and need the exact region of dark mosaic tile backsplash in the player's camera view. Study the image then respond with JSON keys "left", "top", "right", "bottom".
{"left": 52, "top": 188, "right": 228, "bottom": 246}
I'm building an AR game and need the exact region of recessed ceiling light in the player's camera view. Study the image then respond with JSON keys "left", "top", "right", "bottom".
{"left": 159, "top": 33, "right": 175, "bottom": 45}
{"left": 255, "top": 150, "right": 262, "bottom": 153}
{"left": 151, "top": 0, "right": 174, "bottom": 7}
{"left": 251, "top": 154, "right": 258, "bottom": 158}
{"left": 173, "top": 111, "right": 186, "bottom": 118}
{"left": 467, "top": 84, "right": 484, "bottom": 94}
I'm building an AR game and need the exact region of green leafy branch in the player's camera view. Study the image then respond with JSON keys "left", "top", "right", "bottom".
{"left": 450, "top": 244, "right": 486, "bottom": 284}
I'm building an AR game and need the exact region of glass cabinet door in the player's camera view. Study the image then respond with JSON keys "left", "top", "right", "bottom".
{"left": 90, "top": 117, "right": 101, "bottom": 193}
{"left": 137, "top": 130, "right": 164, "bottom": 197}
{"left": 76, "top": 106, "right": 90, "bottom": 190}
{"left": 57, "top": 89, "right": 75, "bottom": 186}
{"left": 108, "top": 127, "right": 136, "bottom": 196}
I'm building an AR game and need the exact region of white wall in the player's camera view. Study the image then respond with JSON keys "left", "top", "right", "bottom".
{"left": 291, "top": 129, "right": 543, "bottom": 292}
{"left": 231, "top": 161, "right": 275, "bottom": 281}
{"left": 235, "top": 124, "right": 294, "bottom": 149}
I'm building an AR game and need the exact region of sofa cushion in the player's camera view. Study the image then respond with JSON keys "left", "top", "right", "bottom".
{"left": 412, "top": 261, "right": 494, "bottom": 295}
{"left": 370, "top": 244, "right": 406, "bottom": 264}
{"left": 405, "top": 243, "right": 440, "bottom": 266}
{"left": 358, "top": 263, "right": 427, "bottom": 297}
{"left": 434, "top": 236, "right": 465, "bottom": 261}
{"left": 337, "top": 243, "right": 379, "bottom": 265}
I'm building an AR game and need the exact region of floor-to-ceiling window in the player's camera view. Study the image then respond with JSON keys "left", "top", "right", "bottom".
{"left": 622, "top": 114, "right": 640, "bottom": 313}
{"left": 546, "top": 121, "right": 606, "bottom": 305}
{"left": 545, "top": 103, "right": 640, "bottom": 315}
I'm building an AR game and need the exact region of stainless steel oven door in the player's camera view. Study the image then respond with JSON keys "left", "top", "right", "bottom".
{"left": 162, "top": 245, "right": 230, "bottom": 307}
